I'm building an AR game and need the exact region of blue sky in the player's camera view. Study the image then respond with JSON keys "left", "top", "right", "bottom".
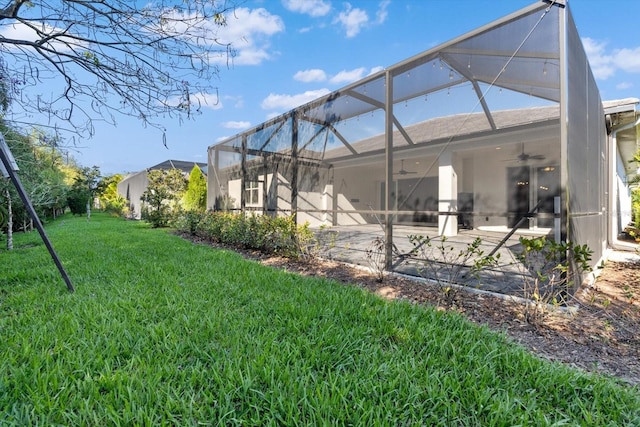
{"left": 37, "top": 1, "right": 640, "bottom": 174}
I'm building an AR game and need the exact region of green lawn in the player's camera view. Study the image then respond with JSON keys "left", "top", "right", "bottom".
{"left": 1, "top": 213, "right": 638, "bottom": 425}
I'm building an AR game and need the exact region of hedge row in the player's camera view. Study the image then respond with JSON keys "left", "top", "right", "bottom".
{"left": 173, "top": 211, "right": 314, "bottom": 259}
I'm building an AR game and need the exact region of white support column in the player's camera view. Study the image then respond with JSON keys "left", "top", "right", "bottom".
{"left": 323, "top": 183, "right": 334, "bottom": 225}
{"left": 438, "top": 150, "right": 458, "bottom": 236}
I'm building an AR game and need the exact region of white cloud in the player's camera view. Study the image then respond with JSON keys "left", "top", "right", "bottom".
{"left": 582, "top": 37, "right": 640, "bottom": 83}
{"left": 165, "top": 92, "right": 222, "bottom": 110}
{"left": 376, "top": 0, "right": 391, "bottom": 24}
{"left": 224, "top": 95, "right": 244, "bottom": 108}
{"left": 294, "top": 69, "right": 327, "bottom": 82}
{"left": 582, "top": 37, "right": 615, "bottom": 80}
{"left": 222, "top": 121, "right": 251, "bottom": 129}
{"left": 261, "top": 88, "right": 330, "bottom": 110}
{"left": 616, "top": 81, "right": 633, "bottom": 90}
{"left": 334, "top": 4, "right": 369, "bottom": 38}
{"left": 612, "top": 47, "right": 640, "bottom": 74}
{"left": 190, "top": 92, "right": 223, "bottom": 110}
{"left": 368, "top": 66, "right": 385, "bottom": 75}
{"left": 282, "top": 0, "right": 331, "bottom": 17}
{"left": 0, "top": 22, "right": 88, "bottom": 52}
{"left": 330, "top": 67, "right": 367, "bottom": 84}
{"left": 230, "top": 47, "right": 274, "bottom": 66}
{"left": 210, "top": 7, "right": 285, "bottom": 66}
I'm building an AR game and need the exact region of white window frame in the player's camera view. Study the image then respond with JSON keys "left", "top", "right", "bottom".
{"left": 244, "top": 180, "right": 260, "bottom": 206}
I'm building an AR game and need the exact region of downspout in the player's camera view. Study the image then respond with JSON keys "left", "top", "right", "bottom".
{"left": 609, "top": 115, "right": 640, "bottom": 251}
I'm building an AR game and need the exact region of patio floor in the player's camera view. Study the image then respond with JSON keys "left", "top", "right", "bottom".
{"left": 312, "top": 223, "right": 556, "bottom": 298}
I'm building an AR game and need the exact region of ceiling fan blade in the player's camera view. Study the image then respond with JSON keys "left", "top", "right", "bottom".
{"left": 394, "top": 159, "right": 417, "bottom": 175}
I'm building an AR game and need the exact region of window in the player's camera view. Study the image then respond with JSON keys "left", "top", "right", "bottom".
{"left": 244, "top": 180, "right": 260, "bottom": 206}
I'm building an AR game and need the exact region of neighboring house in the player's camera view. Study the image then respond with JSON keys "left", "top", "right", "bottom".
{"left": 117, "top": 160, "right": 206, "bottom": 219}
{"left": 206, "top": 1, "right": 640, "bottom": 277}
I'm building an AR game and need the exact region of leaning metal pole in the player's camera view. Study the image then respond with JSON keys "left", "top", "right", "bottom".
{"left": 0, "top": 135, "right": 75, "bottom": 292}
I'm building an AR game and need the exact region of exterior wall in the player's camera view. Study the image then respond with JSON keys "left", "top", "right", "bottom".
{"left": 117, "top": 171, "right": 148, "bottom": 219}
{"left": 615, "top": 147, "right": 633, "bottom": 235}
{"left": 118, "top": 161, "right": 206, "bottom": 219}
{"left": 472, "top": 152, "right": 508, "bottom": 228}
{"left": 331, "top": 165, "right": 380, "bottom": 226}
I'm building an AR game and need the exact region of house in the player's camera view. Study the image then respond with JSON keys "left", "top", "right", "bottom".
{"left": 117, "top": 160, "right": 207, "bottom": 219}
{"left": 206, "top": 0, "right": 640, "bottom": 280}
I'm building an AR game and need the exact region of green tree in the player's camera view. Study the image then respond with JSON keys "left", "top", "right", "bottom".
{"left": 66, "top": 166, "right": 100, "bottom": 219}
{"left": 1, "top": 125, "right": 70, "bottom": 228}
{"left": 141, "top": 168, "right": 187, "bottom": 227}
{"left": 97, "top": 174, "right": 127, "bottom": 215}
{"left": 182, "top": 165, "right": 207, "bottom": 212}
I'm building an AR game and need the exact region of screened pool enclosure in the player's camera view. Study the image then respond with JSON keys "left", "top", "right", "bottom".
{"left": 207, "top": 1, "right": 612, "bottom": 291}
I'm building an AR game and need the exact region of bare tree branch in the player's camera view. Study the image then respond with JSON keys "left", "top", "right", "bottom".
{"left": 0, "top": 0, "right": 235, "bottom": 142}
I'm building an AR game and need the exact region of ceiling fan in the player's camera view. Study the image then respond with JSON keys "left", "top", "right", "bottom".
{"left": 505, "top": 143, "right": 545, "bottom": 163}
{"left": 395, "top": 159, "right": 417, "bottom": 175}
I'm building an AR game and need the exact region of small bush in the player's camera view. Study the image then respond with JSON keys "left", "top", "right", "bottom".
{"left": 365, "top": 237, "right": 386, "bottom": 282}
{"left": 408, "top": 235, "right": 498, "bottom": 306}
{"left": 173, "top": 211, "right": 203, "bottom": 236}
{"left": 141, "top": 203, "right": 171, "bottom": 228}
{"left": 66, "top": 188, "right": 89, "bottom": 216}
{"left": 174, "top": 211, "right": 310, "bottom": 259}
{"left": 517, "top": 236, "right": 592, "bottom": 324}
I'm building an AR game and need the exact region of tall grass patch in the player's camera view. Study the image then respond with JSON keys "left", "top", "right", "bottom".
{"left": 0, "top": 214, "right": 638, "bottom": 425}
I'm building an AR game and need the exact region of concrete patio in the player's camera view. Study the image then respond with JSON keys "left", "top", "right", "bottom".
{"left": 312, "top": 223, "right": 558, "bottom": 298}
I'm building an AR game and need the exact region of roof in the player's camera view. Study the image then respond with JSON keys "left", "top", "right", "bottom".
{"left": 604, "top": 98, "right": 640, "bottom": 178}
{"left": 120, "top": 159, "right": 207, "bottom": 182}
{"left": 322, "top": 105, "right": 560, "bottom": 161}
{"left": 603, "top": 98, "right": 639, "bottom": 115}
{"left": 148, "top": 159, "right": 207, "bottom": 173}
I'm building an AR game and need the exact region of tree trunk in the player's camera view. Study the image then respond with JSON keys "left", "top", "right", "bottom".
{"left": 86, "top": 198, "right": 91, "bottom": 221}
{"left": 6, "top": 188, "right": 12, "bottom": 251}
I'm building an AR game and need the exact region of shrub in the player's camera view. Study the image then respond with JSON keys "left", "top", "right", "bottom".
{"left": 174, "top": 211, "right": 311, "bottom": 259}
{"left": 66, "top": 188, "right": 89, "bottom": 216}
{"left": 173, "top": 211, "right": 204, "bottom": 236}
{"left": 408, "top": 235, "right": 498, "bottom": 306}
{"left": 365, "top": 236, "right": 386, "bottom": 282}
{"left": 517, "top": 236, "right": 592, "bottom": 324}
